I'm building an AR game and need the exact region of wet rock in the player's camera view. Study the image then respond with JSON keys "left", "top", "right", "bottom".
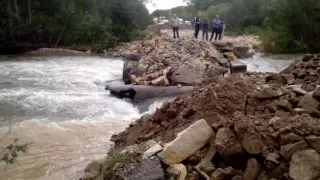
{"left": 167, "top": 164, "right": 187, "bottom": 180}
{"left": 289, "top": 149, "right": 320, "bottom": 180}
{"left": 211, "top": 167, "right": 235, "bottom": 180}
{"left": 241, "top": 133, "right": 264, "bottom": 155}
{"left": 297, "top": 94, "right": 320, "bottom": 112}
{"left": 128, "top": 156, "right": 166, "bottom": 180}
{"left": 163, "top": 119, "right": 213, "bottom": 164}
{"left": 267, "top": 163, "right": 289, "bottom": 178}
{"left": 214, "top": 128, "right": 245, "bottom": 163}
{"left": 280, "top": 140, "right": 308, "bottom": 161}
{"left": 143, "top": 144, "right": 163, "bottom": 159}
{"left": 230, "top": 62, "right": 247, "bottom": 74}
{"left": 313, "top": 85, "right": 320, "bottom": 100}
{"left": 279, "top": 133, "right": 303, "bottom": 146}
{"left": 223, "top": 52, "right": 238, "bottom": 62}
{"left": 243, "top": 158, "right": 261, "bottom": 180}
{"left": 256, "top": 87, "right": 280, "bottom": 99}
{"left": 305, "top": 136, "right": 320, "bottom": 153}
{"left": 83, "top": 160, "right": 102, "bottom": 180}
{"left": 123, "top": 60, "right": 140, "bottom": 84}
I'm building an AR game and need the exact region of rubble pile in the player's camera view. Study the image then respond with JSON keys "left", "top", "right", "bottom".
{"left": 117, "top": 35, "right": 227, "bottom": 86}
{"left": 82, "top": 53, "right": 319, "bottom": 180}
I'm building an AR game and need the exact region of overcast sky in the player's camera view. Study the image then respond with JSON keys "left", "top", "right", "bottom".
{"left": 146, "top": 0, "right": 186, "bottom": 13}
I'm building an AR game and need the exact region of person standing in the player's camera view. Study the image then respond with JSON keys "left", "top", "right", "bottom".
{"left": 210, "top": 15, "right": 221, "bottom": 41}
{"left": 171, "top": 14, "right": 180, "bottom": 39}
{"left": 193, "top": 13, "right": 201, "bottom": 39}
{"left": 202, "top": 19, "right": 209, "bottom": 41}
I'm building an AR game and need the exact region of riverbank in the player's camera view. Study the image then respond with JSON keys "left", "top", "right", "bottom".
{"left": 82, "top": 54, "right": 320, "bottom": 180}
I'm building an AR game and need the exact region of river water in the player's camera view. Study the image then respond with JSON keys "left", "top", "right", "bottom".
{"left": 0, "top": 54, "right": 298, "bottom": 180}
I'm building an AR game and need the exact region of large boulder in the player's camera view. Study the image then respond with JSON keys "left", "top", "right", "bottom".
{"left": 289, "top": 149, "right": 320, "bottom": 180}
{"left": 232, "top": 45, "right": 255, "bottom": 59}
{"left": 162, "top": 119, "right": 214, "bottom": 164}
{"left": 169, "top": 63, "right": 206, "bottom": 85}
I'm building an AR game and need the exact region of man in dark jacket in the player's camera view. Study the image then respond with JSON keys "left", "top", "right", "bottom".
{"left": 202, "top": 19, "right": 209, "bottom": 41}
{"left": 193, "top": 13, "right": 201, "bottom": 39}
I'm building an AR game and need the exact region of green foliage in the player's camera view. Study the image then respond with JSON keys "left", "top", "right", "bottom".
{"left": 0, "top": 0, "right": 152, "bottom": 52}
{"left": 1, "top": 117, "right": 31, "bottom": 171}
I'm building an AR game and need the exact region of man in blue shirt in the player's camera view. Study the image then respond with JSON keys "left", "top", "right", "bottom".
{"left": 210, "top": 15, "right": 221, "bottom": 41}
{"left": 193, "top": 13, "right": 201, "bottom": 39}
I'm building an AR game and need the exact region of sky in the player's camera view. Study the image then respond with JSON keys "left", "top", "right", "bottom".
{"left": 146, "top": 0, "right": 186, "bottom": 13}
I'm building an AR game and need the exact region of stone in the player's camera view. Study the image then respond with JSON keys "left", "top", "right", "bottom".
{"left": 266, "top": 153, "right": 280, "bottom": 164}
{"left": 269, "top": 117, "right": 288, "bottom": 130}
{"left": 277, "top": 100, "right": 293, "bottom": 111}
{"left": 151, "top": 76, "right": 169, "bottom": 86}
{"left": 265, "top": 74, "right": 287, "bottom": 84}
{"left": 282, "top": 74, "right": 295, "bottom": 85}
{"left": 163, "top": 119, "right": 213, "bottom": 164}
{"left": 128, "top": 156, "right": 166, "bottom": 180}
{"left": 170, "top": 64, "right": 204, "bottom": 85}
{"left": 289, "top": 97, "right": 300, "bottom": 108}
{"left": 256, "top": 87, "right": 280, "bottom": 99}
{"left": 292, "top": 86, "right": 308, "bottom": 95}
{"left": 280, "top": 140, "right": 308, "bottom": 161}
{"left": 308, "top": 109, "right": 320, "bottom": 118}
{"left": 230, "top": 62, "right": 247, "bottom": 74}
{"left": 279, "top": 133, "right": 303, "bottom": 146}
{"left": 289, "top": 150, "right": 320, "bottom": 180}
{"left": 211, "top": 167, "right": 235, "bottom": 180}
{"left": 167, "top": 164, "right": 187, "bottom": 180}
{"left": 267, "top": 163, "right": 289, "bottom": 178}
{"left": 143, "top": 144, "right": 163, "bottom": 159}
{"left": 214, "top": 128, "right": 245, "bottom": 163}
{"left": 305, "top": 136, "right": 320, "bottom": 153}
{"left": 233, "top": 45, "right": 255, "bottom": 58}
{"left": 241, "top": 133, "right": 264, "bottom": 155}
{"left": 243, "top": 158, "right": 261, "bottom": 180}
{"left": 297, "top": 94, "right": 320, "bottom": 111}
{"left": 313, "top": 85, "right": 320, "bottom": 100}
{"left": 293, "top": 108, "right": 307, "bottom": 114}
{"left": 123, "top": 60, "right": 140, "bottom": 84}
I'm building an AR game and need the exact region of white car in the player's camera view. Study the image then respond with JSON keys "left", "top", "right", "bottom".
{"left": 185, "top": 21, "right": 191, "bottom": 25}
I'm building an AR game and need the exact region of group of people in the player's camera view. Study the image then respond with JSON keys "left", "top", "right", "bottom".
{"left": 171, "top": 13, "right": 225, "bottom": 41}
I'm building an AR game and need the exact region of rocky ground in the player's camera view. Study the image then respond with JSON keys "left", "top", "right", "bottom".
{"left": 107, "top": 29, "right": 260, "bottom": 87}
{"left": 82, "top": 54, "right": 320, "bottom": 180}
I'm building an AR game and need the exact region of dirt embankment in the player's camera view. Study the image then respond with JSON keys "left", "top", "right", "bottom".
{"left": 82, "top": 54, "right": 320, "bottom": 180}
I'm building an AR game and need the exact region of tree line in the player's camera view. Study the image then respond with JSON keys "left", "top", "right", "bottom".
{"left": 0, "top": 0, "right": 152, "bottom": 54}
{"left": 153, "top": 0, "right": 320, "bottom": 53}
